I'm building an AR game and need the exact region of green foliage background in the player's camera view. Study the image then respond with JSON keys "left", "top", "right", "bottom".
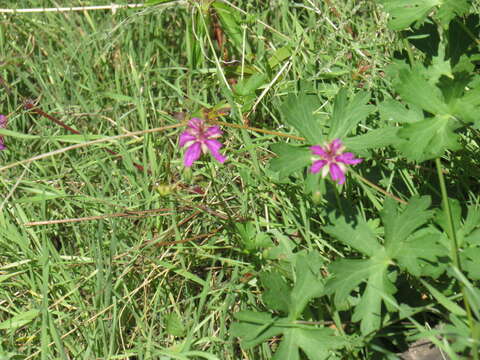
{"left": 1, "top": 0, "right": 480, "bottom": 359}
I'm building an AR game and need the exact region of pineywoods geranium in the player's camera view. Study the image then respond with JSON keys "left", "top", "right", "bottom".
{"left": 179, "top": 118, "right": 227, "bottom": 167}
{"left": 0, "top": 115, "right": 7, "bottom": 150}
{"left": 310, "top": 139, "right": 362, "bottom": 185}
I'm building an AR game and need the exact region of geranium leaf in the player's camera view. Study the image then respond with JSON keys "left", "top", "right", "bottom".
{"left": 382, "top": 196, "right": 433, "bottom": 252}
{"left": 378, "top": 0, "right": 440, "bottom": 30}
{"left": 324, "top": 216, "right": 381, "bottom": 257}
{"left": 351, "top": 261, "right": 395, "bottom": 335}
{"left": 377, "top": 0, "right": 470, "bottom": 30}
{"left": 381, "top": 196, "right": 447, "bottom": 276}
{"left": 396, "top": 114, "right": 461, "bottom": 161}
{"left": 260, "top": 271, "right": 291, "bottom": 314}
{"left": 328, "top": 89, "right": 374, "bottom": 139}
{"left": 324, "top": 259, "right": 375, "bottom": 307}
{"left": 436, "top": 0, "right": 471, "bottom": 28}
{"left": 273, "top": 327, "right": 346, "bottom": 360}
{"left": 230, "top": 311, "right": 284, "bottom": 349}
{"left": 289, "top": 253, "right": 325, "bottom": 318}
{"left": 269, "top": 144, "right": 311, "bottom": 178}
{"left": 279, "top": 94, "right": 326, "bottom": 144}
{"left": 342, "top": 126, "right": 402, "bottom": 153}
{"left": 395, "top": 231, "right": 448, "bottom": 277}
{"left": 378, "top": 99, "right": 424, "bottom": 123}
{"left": 393, "top": 64, "right": 449, "bottom": 115}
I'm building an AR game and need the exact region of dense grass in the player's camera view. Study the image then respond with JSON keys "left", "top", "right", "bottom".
{"left": 2, "top": 1, "right": 475, "bottom": 359}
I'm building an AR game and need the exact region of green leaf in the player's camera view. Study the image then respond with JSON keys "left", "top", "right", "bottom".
{"left": 323, "top": 196, "right": 449, "bottom": 336}
{"left": 0, "top": 309, "right": 39, "bottom": 330}
{"left": 326, "top": 250, "right": 392, "bottom": 335}
{"left": 145, "top": 0, "right": 172, "bottom": 5}
{"left": 378, "top": 0, "right": 470, "bottom": 30}
{"left": 426, "top": 44, "right": 453, "bottom": 85}
{"left": 0, "top": 271, "right": 25, "bottom": 284}
{"left": 234, "top": 73, "right": 268, "bottom": 96}
{"left": 324, "top": 217, "right": 381, "bottom": 257}
{"left": 290, "top": 253, "right": 325, "bottom": 318}
{"left": 185, "top": 11, "right": 205, "bottom": 69}
{"left": 420, "top": 280, "right": 467, "bottom": 316}
{"left": 279, "top": 94, "right": 325, "bottom": 144}
{"left": 50, "top": 135, "right": 105, "bottom": 143}
{"left": 231, "top": 312, "right": 294, "bottom": 349}
{"left": 435, "top": 198, "right": 462, "bottom": 235}
{"left": 343, "top": 127, "right": 403, "bottom": 152}
{"left": 395, "top": 231, "right": 447, "bottom": 277}
{"left": 236, "top": 222, "right": 272, "bottom": 252}
{"left": 274, "top": 331, "right": 299, "bottom": 360}
{"left": 325, "top": 259, "right": 375, "bottom": 307}
{"left": 382, "top": 196, "right": 433, "bottom": 254}
{"left": 378, "top": 0, "right": 440, "bottom": 30}
{"left": 259, "top": 253, "right": 325, "bottom": 318}
{"left": 381, "top": 196, "right": 447, "bottom": 276}
{"left": 449, "top": 84, "right": 480, "bottom": 125}
{"left": 328, "top": 89, "right": 374, "bottom": 139}
{"left": 440, "top": 71, "right": 472, "bottom": 104}
{"left": 316, "top": 67, "right": 350, "bottom": 79}
{"left": 454, "top": 206, "right": 480, "bottom": 280}
{"left": 102, "top": 92, "right": 138, "bottom": 104}
{"left": 268, "top": 46, "right": 292, "bottom": 68}
{"left": 462, "top": 206, "right": 480, "bottom": 242}
{"left": 378, "top": 99, "right": 424, "bottom": 123}
{"left": 436, "top": 0, "right": 471, "bottom": 28}
{"left": 273, "top": 327, "right": 345, "bottom": 360}
{"left": 232, "top": 310, "right": 346, "bottom": 358}
{"left": 165, "top": 312, "right": 186, "bottom": 337}
{"left": 260, "top": 271, "right": 291, "bottom": 314}
{"left": 264, "top": 230, "right": 297, "bottom": 261}
{"left": 212, "top": 1, "right": 245, "bottom": 52}
{"left": 269, "top": 144, "right": 311, "bottom": 179}
{"left": 387, "top": 53, "right": 468, "bottom": 163}
{"left": 233, "top": 310, "right": 273, "bottom": 324}
{"left": 351, "top": 263, "right": 395, "bottom": 335}
{"left": 0, "top": 129, "right": 40, "bottom": 140}
{"left": 463, "top": 247, "right": 480, "bottom": 280}
{"left": 464, "top": 228, "right": 480, "bottom": 246}
{"left": 396, "top": 114, "right": 461, "bottom": 161}
{"left": 393, "top": 64, "right": 449, "bottom": 115}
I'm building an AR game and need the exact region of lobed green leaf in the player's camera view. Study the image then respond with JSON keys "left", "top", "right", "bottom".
{"left": 279, "top": 94, "right": 326, "bottom": 144}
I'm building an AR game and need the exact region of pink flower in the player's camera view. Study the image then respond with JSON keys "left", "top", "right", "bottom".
{"left": 0, "top": 115, "right": 7, "bottom": 151}
{"left": 179, "top": 118, "right": 227, "bottom": 167}
{"left": 310, "top": 139, "right": 362, "bottom": 185}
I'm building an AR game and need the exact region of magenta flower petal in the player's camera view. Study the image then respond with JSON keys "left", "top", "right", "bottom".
{"left": 309, "top": 138, "right": 362, "bottom": 185}
{"left": 329, "top": 163, "right": 345, "bottom": 184}
{"left": 310, "top": 145, "right": 327, "bottom": 157}
{"left": 330, "top": 139, "right": 343, "bottom": 153}
{"left": 187, "top": 118, "right": 203, "bottom": 131}
{"left": 0, "top": 114, "right": 7, "bottom": 151}
{"left": 204, "top": 125, "right": 222, "bottom": 138}
{"left": 178, "top": 117, "right": 227, "bottom": 167}
{"left": 311, "top": 159, "right": 327, "bottom": 174}
{"left": 179, "top": 132, "right": 197, "bottom": 147}
{"left": 205, "top": 139, "right": 227, "bottom": 163}
{"left": 184, "top": 142, "right": 202, "bottom": 167}
{"left": 336, "top": 152, "right": 363, "bottom": 165}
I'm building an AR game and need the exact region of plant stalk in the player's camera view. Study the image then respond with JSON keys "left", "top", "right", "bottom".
{"left": 435, "top": 158, "right": 478, "bottom": 359}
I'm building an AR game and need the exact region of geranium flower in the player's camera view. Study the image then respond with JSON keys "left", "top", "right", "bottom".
{"left": 0, "top": 115, "right": 7, "bottom": 150}
{"left": 179, "top": 118, "right": 227, "bottom": 167}
{"left": 310, "top": 139, "right": 362, "bottom": 185}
